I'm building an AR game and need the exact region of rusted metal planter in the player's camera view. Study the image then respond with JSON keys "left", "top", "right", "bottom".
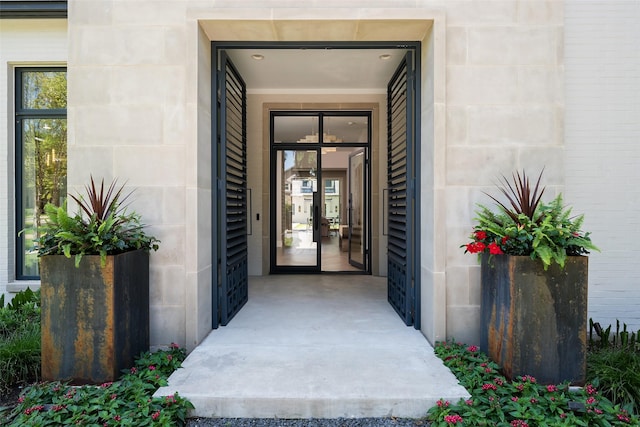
{"left": 40, "top": 250, "right": 149, "bottom": 384}
{"left": 480, "top": 254, "right": 588, "bottom": 385}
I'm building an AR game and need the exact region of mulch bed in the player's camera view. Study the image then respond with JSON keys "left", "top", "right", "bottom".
{"left": 0, "top": 385, "right": 24, "bottom": 411}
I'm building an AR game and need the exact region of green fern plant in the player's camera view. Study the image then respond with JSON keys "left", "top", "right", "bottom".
{"left": 464, "top": 170, "right": 598, "bottom": 270}
{"left": 37, "top": 176, "right": 160, "bottom": 267}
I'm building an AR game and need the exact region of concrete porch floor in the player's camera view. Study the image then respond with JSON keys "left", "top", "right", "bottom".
{"left": 154, "top": 275, "right": 469, "bottom": 419}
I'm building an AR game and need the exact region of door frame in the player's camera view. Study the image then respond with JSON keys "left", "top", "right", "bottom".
{"left": 268, "top": 110, "right": 372, "bottom": 274}
{"left": 212, "top": 41, "right": 421, "bottom": 326}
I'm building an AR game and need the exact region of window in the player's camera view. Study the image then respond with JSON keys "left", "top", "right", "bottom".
{"left": 15, "top": 68, "right": 67, "bottom": 279}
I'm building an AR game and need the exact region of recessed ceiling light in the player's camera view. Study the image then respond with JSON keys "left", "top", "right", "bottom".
{"left": 251, "top": 54, "right": 265, "bottom": 61}
{"left": 379, "top": 54, "right": 392, "bottom": 60}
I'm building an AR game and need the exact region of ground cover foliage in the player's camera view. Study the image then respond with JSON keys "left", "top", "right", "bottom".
{"left": 0, "top": 288, "right": 41, "bottom": 393}
{"left": 428, "top": 340, "right": 639, "bottom": 427}
{"left": 3, "top": 288, "right": 639, "bottom": 426}
{"left": 0, "top": 288, "right": 193, "bottom": 425}
{"left": 588, "top": 319, "right": 640, "bottom": 416}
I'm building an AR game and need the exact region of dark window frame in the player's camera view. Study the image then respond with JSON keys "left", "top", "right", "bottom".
{"left": 0, "top": 1, "right": 67, "bottom": 19}
{"left": 15, "top": 66, "right": 67, "bottom": 280}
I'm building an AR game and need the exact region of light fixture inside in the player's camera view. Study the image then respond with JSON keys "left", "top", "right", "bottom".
{"left": 251, "top": 54, "right": 265, "bottom": 61}
{"left": 379, "top": 54, "right": 392, "bottom": 60}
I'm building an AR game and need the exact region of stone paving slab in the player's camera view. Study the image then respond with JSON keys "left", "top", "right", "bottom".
{"left": 155, "top": 275, "right": 469, "bottom": 419}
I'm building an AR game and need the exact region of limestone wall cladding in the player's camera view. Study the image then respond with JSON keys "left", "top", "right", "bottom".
{"left": 68, "top": 0, "right": 194, "bottom": 348}
{"left": 440, "top": 1, "right": 565, "bottom": 345}
{"left": 565, "top": 1, "right": 640, "bottom": 333}
{"left": 0, "top": 20, "right": 67, "bottom": 299}
{"left": 2, "top": 1, "right": 634, "bottom": 350}
{"left": 64, "top": 0, "right": 568, "bottom": 348}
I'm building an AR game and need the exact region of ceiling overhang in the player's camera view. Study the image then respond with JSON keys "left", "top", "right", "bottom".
{"left": 199, "top": 19, "right": 433, "bottom": 42}
{"left": 198, "top": 13, "right": 435, "bottom": 92}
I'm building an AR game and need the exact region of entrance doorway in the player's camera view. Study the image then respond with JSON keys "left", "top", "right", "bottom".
{"left": 211, "top": 42, "right": 420, "bottom": 329}
{"left": 270, "top": 112, "right": 370, "bottom": 273}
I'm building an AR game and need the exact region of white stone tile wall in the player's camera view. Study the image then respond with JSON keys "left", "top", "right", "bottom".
{"left": 565, "top": 0, "right": 640, "bottom": 333}
{"left": 0, "top": 19, "right": 67, "bottom": 299}
{"left": 4, "top": 0, "right": 635, "bottom": 349}
{"left": 442, "top": 0, "right": 565, "bottom": 343}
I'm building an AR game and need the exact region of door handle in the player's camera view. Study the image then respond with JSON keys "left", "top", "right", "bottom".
{"left": 312, "top": 191, "right": 320, "bottom": 242}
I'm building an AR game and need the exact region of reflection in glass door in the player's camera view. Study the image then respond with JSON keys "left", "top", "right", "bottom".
{"left": 349, "top": 149, "right": 366, "bottom": 269}
{"left": 270, "top": 112, "right": 370, "bottom": 273}
{"left": 274, "top": 149, "right": 319, "bottom": 268}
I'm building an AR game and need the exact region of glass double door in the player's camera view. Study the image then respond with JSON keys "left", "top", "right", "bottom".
{"left": 270, "top": 113, "right": 370, "bottom": 273}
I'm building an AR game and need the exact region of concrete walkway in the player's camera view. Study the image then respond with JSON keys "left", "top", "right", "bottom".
{"left": 154, "top": 275, "right": 469, "bottom": 419}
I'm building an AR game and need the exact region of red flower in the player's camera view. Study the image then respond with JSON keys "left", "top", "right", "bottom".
{"left": 585, "top": 384, "right": 598, "bottom": 395}
{"left": 444, "top": 414, "right": 464, "bottom": 424}
{"left": 488, "top": 242, "right": 503, "bottom": 255}
{"left": 474, "top": 231, "right": 487, "bottom": 240}
{"left": 466, "top": 241, "right": 486, "bottom": 254}
{"left": 502, "top": 236, "right": 508, "bottom": 244}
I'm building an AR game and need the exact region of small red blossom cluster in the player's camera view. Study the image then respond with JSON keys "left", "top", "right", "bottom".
{"left": 464, "top": 230, "right": 505, "bottom": 255}
{"left": 152, "top": 410, "right": 161, "bottom": 420}
{"left": 511, "top": 420, "right": 529, "bottom": 427}
{"left": 23, "top": 405, "right": 44, "bottom": 415}
{"left": 466, "top": 345, "right": 478, "bottom": 352}
{"left": 437, "top": 399, "right": 450, "bottom": 407}
{"left": 618, "top": 411, "right": 632, "bottom": 423}
{"left": 444, "top": 414, "right": 464, "bottom": 424}
{"left": 482, "top": 383, "right": 498, "bottom": 391}
{"left": 585, "top": 384, "right": 598, "bottom": 395}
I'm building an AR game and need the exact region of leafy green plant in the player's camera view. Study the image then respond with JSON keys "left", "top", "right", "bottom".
{"left": 428, "top": 340, "right": 639, "bottom": 426}
{"left": 590, "top": 319, "right": 639, "bottom": 352}
{"left": 587, "top": 350, "right": 640, "bottom": 417}
{"left": 463, "top": 170, "right": 598, "bottom": 270}
{"left": 587, "top": 319, "right": 640, "bottom": 415}
{"left": 0, "top": 288, "right": 41, "bottom": 392}
{"left": 1, "top": 344, "right": 193, "bottom": 426}
{"left": 0, "top": 322, "right": 40, "bottom": 393}
{"left": 37, "top": 176, "right": 160, "bottom": 267}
